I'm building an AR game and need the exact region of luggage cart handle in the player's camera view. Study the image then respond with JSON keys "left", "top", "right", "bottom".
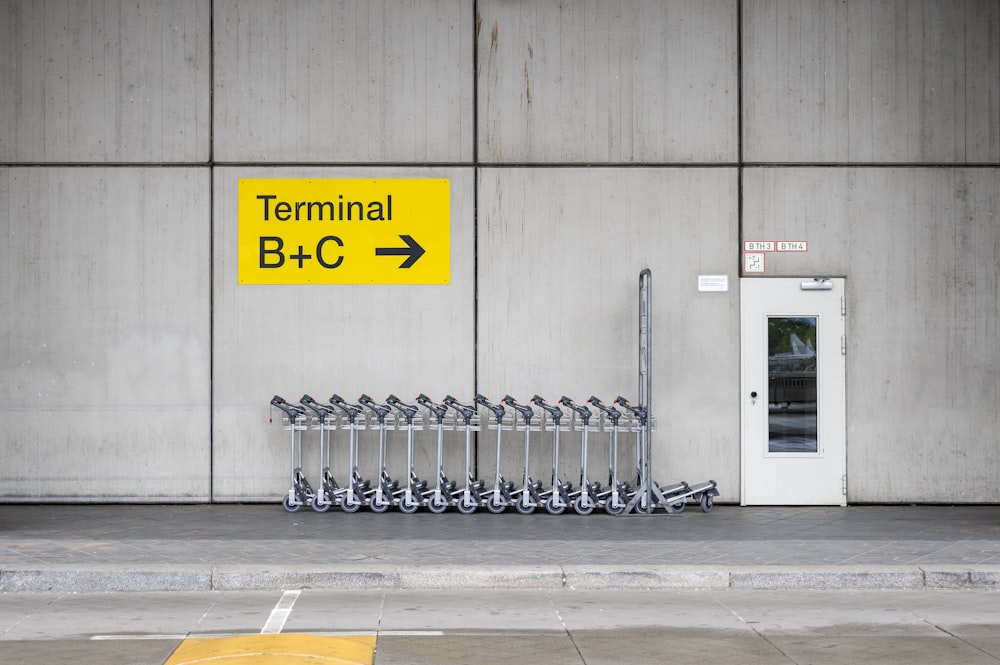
{"left": 443, "top": 395, "right": 476, "bottom": 424}
{"left": 416, "top": 394, "right": 449, "bottom": 423}
{"left": 270, "top": 395, "right": 306, "bottom": 422}
{"left": 614, "top": 396, "right": 647, "bottom": 425}
{"left": 559, "top": 396, "right": 592, "bottom": 425}
{"left": 300, "top": 394, "right": 335, "bottom": 422}
{"left": 329, "top": 394, "right": 363, "bottom": 422}
{"left": 502, "top": 395, "right": 534, "bottom": 425}
{"left": 386, "top": 394, "right": 418, "bottom": 424}
{"left": 588, "top": 396, "right": 621, "bottom": 425}
{"left": 530, "top": 395, "right": 563, "bottom": 424}
{"left": 474, "top": 393, "right": 505, "bottom": 423}
{"left": 358, "top": 394, "right": 390, "bottom": 423}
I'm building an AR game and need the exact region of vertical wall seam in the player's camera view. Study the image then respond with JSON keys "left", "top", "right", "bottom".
{"left": 208, "top": 0, "right": 215, "bottom": 501}
{"left": 736, "top": 0, "right": 744, "bottom": 505}
{"left": 472, "top": 0, "right": 480, "bottom": 479}
{"left": 737, "top": 0, "right": 744, "bottom": 278}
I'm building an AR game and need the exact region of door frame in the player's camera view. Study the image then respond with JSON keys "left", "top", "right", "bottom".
{"left": 740, "top": 277, "right": 847, "bottom": 506}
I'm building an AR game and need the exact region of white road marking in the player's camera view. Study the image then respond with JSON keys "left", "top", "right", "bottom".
{"left": 261, "top": 589, "right": 301, "bottom": 634}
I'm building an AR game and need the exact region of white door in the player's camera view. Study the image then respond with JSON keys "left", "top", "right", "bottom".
{"left": 741, "top": 278, "right": 846, "bottom": 506}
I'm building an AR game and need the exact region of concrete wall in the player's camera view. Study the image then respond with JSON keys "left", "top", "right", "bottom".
{"left": 0, "top": 0, "right": 210, "bottom": 163}
{"left": 478, "top": 168, "right": 739, "bottom": 494}
{"left": 741, "top": 0, "right": 1000, "bottom": 501}
{"left": 744, "top": 0, "right": 999, "bottom": 163}
{"left": 212, "top": 166, "right": 475, "bottom": 500}
{"left": 209, "top": 0, "right": 477, "bottom": 499}
{"left": 478, "top": 0, "right": 737, "bottom": 162}
{"left": 0, "top": 167, "right": 211, "bottom": 500}
{"left": 744, "top": 167, "right": 1000, "bottom": 502}
{"left": 0, "top": 0, "right": 212, "bottom": 501}
{"left": 1, "top": 0, "right": 998, "bottom": 504}
{"left": 213, "top": 0, "right": 474, "bottom": 163}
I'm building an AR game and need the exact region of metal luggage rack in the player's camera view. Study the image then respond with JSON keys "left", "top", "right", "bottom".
{"left": 268, "top": 391, "right": 716, "bottom": 516}
{"left": 266, "top": 269, "right": 717, "bottom": 516}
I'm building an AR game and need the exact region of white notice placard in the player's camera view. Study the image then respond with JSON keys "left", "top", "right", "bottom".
{"left": 698, "top": 275, "right": 729, "bottom": 292}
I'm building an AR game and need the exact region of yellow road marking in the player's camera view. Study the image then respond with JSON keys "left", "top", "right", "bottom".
{"left": 164, "top": 633, "right": 376, "bottom": 665}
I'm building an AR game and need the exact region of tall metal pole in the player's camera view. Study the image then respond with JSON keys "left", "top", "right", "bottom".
{"left": 624, "top": 270, "right": 655, "bottom": 513}
{"left": 638, "top": 269, "right": 652, "bottom": 512}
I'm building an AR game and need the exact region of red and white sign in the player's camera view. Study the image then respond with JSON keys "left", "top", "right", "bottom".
{"left": 744, "top": 252, "right": 766, "bottom": 274}
{"left": 743, "top": 240, "right": 775, "bottom": 252}
{"left": 776, "top": 240, "right": 808, "bottom": 252}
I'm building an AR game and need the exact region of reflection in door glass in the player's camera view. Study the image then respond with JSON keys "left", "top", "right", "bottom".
{"left": 768, "top": 316, "right": 818, "bottom": 453}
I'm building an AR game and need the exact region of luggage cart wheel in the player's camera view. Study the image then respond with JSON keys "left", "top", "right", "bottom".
{"left": 666, "top": 500, "right": 686, "bottom": 514}
{"left": 310, "top": 496, "right": 332, "bottom": 513}
{"left": 427, "top": 496, "right": 449, "bottom": 514}
{"left": 486, "top": 495, "right": 507, "bottom": 514}
{"left": 281, "top": 495, "right": 301, "bottom": 513}
{"left": 514, "top": 495, "right": 536, "bottom": 515}
{"left": 545, "top": 495, "right": 566, "bottom": 515}
{"left": 572, "top": 496, "right": 595, "bottom": 516}
{"left": 700, "top": 494, "right": 714, "bottom": 513}
{"left": 399, "top": 497, "right": 420, "bottom": 514}
{"left": 340, "top": 499, "right": 362, "bottom": 514}
{"left": 456, "top": 496, "right": 478, "bottom": 514}
{"left": 605, "top": 501, "right": 626, "bottom": 516}
{"left": 369, "top": 499, "right": 391, "bottom": 514}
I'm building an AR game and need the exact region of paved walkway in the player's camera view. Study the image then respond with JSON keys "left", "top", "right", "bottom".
{"left": 1, "top": 503, "right": 999, "bottom": 592}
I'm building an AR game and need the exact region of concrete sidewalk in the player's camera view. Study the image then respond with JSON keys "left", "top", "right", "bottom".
{"left": 1, "top": 503, "right": 999, "bottom": 592}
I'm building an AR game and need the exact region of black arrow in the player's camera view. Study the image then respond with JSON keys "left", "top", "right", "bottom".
{"left": 375, "top": 234, "right": 425, "bottom": 269}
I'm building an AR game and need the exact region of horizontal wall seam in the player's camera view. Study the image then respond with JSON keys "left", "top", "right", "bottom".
{"left": 742, "top": 162, "right": 1000, "bottom": 169}
{"left": 3, "top": 162, "right": 998, "bottom": 169}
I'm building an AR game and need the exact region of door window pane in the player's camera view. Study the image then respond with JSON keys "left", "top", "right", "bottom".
{"left": 768, "top": 316, "right": 818, "bottom": 453}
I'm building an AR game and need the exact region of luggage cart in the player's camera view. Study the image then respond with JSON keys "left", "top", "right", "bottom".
{"left": 358, "top": 394, "right": 401, "bottom": 512}
{"left": 531, "top": 395, "right": 573, "bottom": 515}
{"left": 559, "top": 396, "right": 602, "bottom": 515}
{"left": 657, "top": 477, "right": 719, "bottom": 513}
{"left": 616, "top": 395, "right": 718, "bottom": 513}
{"left": 622, "top": 269, "right": 721, "bottom": 514}
{"left": 588, "top": 396, "right": 629, "bottom": 516}
{"left": 502, "top": 395, "right": 545, "bottom": 515}
{"left": 329, "top": 394, "right": 369, "bottom": 513}
{"left": 416, "top": 394, "right": 460, "bottom": 513}
{"left": 615, "top": 396, "right": 687, "bottom": 513}
{"left": 386, "top": 394, "right": 431, "bottom": 513}
{"left": 443, "top": 395, "right": 484, "bottom": 514}
{"left": 299, "top": 394, "right": 344, "bottom": 513}
{"left": 270, "top": 395, "right": 314, "bottom": 513}
{"left": 474, "top": 394, "right": 516, "bottom": 513}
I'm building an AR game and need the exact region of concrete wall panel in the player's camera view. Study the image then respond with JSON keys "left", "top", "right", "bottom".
{"left": 212, "top": 167, "right": 474, "bottom": 501}
{"left": 744, "top": 0, "right": 1000, "bottom": 163}
{"left": 478, "top": 0, "right": 738, "bottom": 163}
{"left": 743, "top": 167, "right": 1000, "bottom": 502}
{"left": 0, "top": 167, "right": 211, "bottom": 500}
{"left": 0, "top": 0, "right": 210, "bottom": 164}
{"left": 213, "top": 0, "right": 474, "bottom": 163}
{"left": 478, "top": 168, "right": 740, "bottom": 502}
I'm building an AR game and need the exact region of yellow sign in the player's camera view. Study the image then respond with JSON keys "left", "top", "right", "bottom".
{"left": 238, "top": 178, "right": 450, "bottom": 284}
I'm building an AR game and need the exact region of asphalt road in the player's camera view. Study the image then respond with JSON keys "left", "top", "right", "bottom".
{"left": 2, "top": 588, "right": 999, "bottom": 664}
